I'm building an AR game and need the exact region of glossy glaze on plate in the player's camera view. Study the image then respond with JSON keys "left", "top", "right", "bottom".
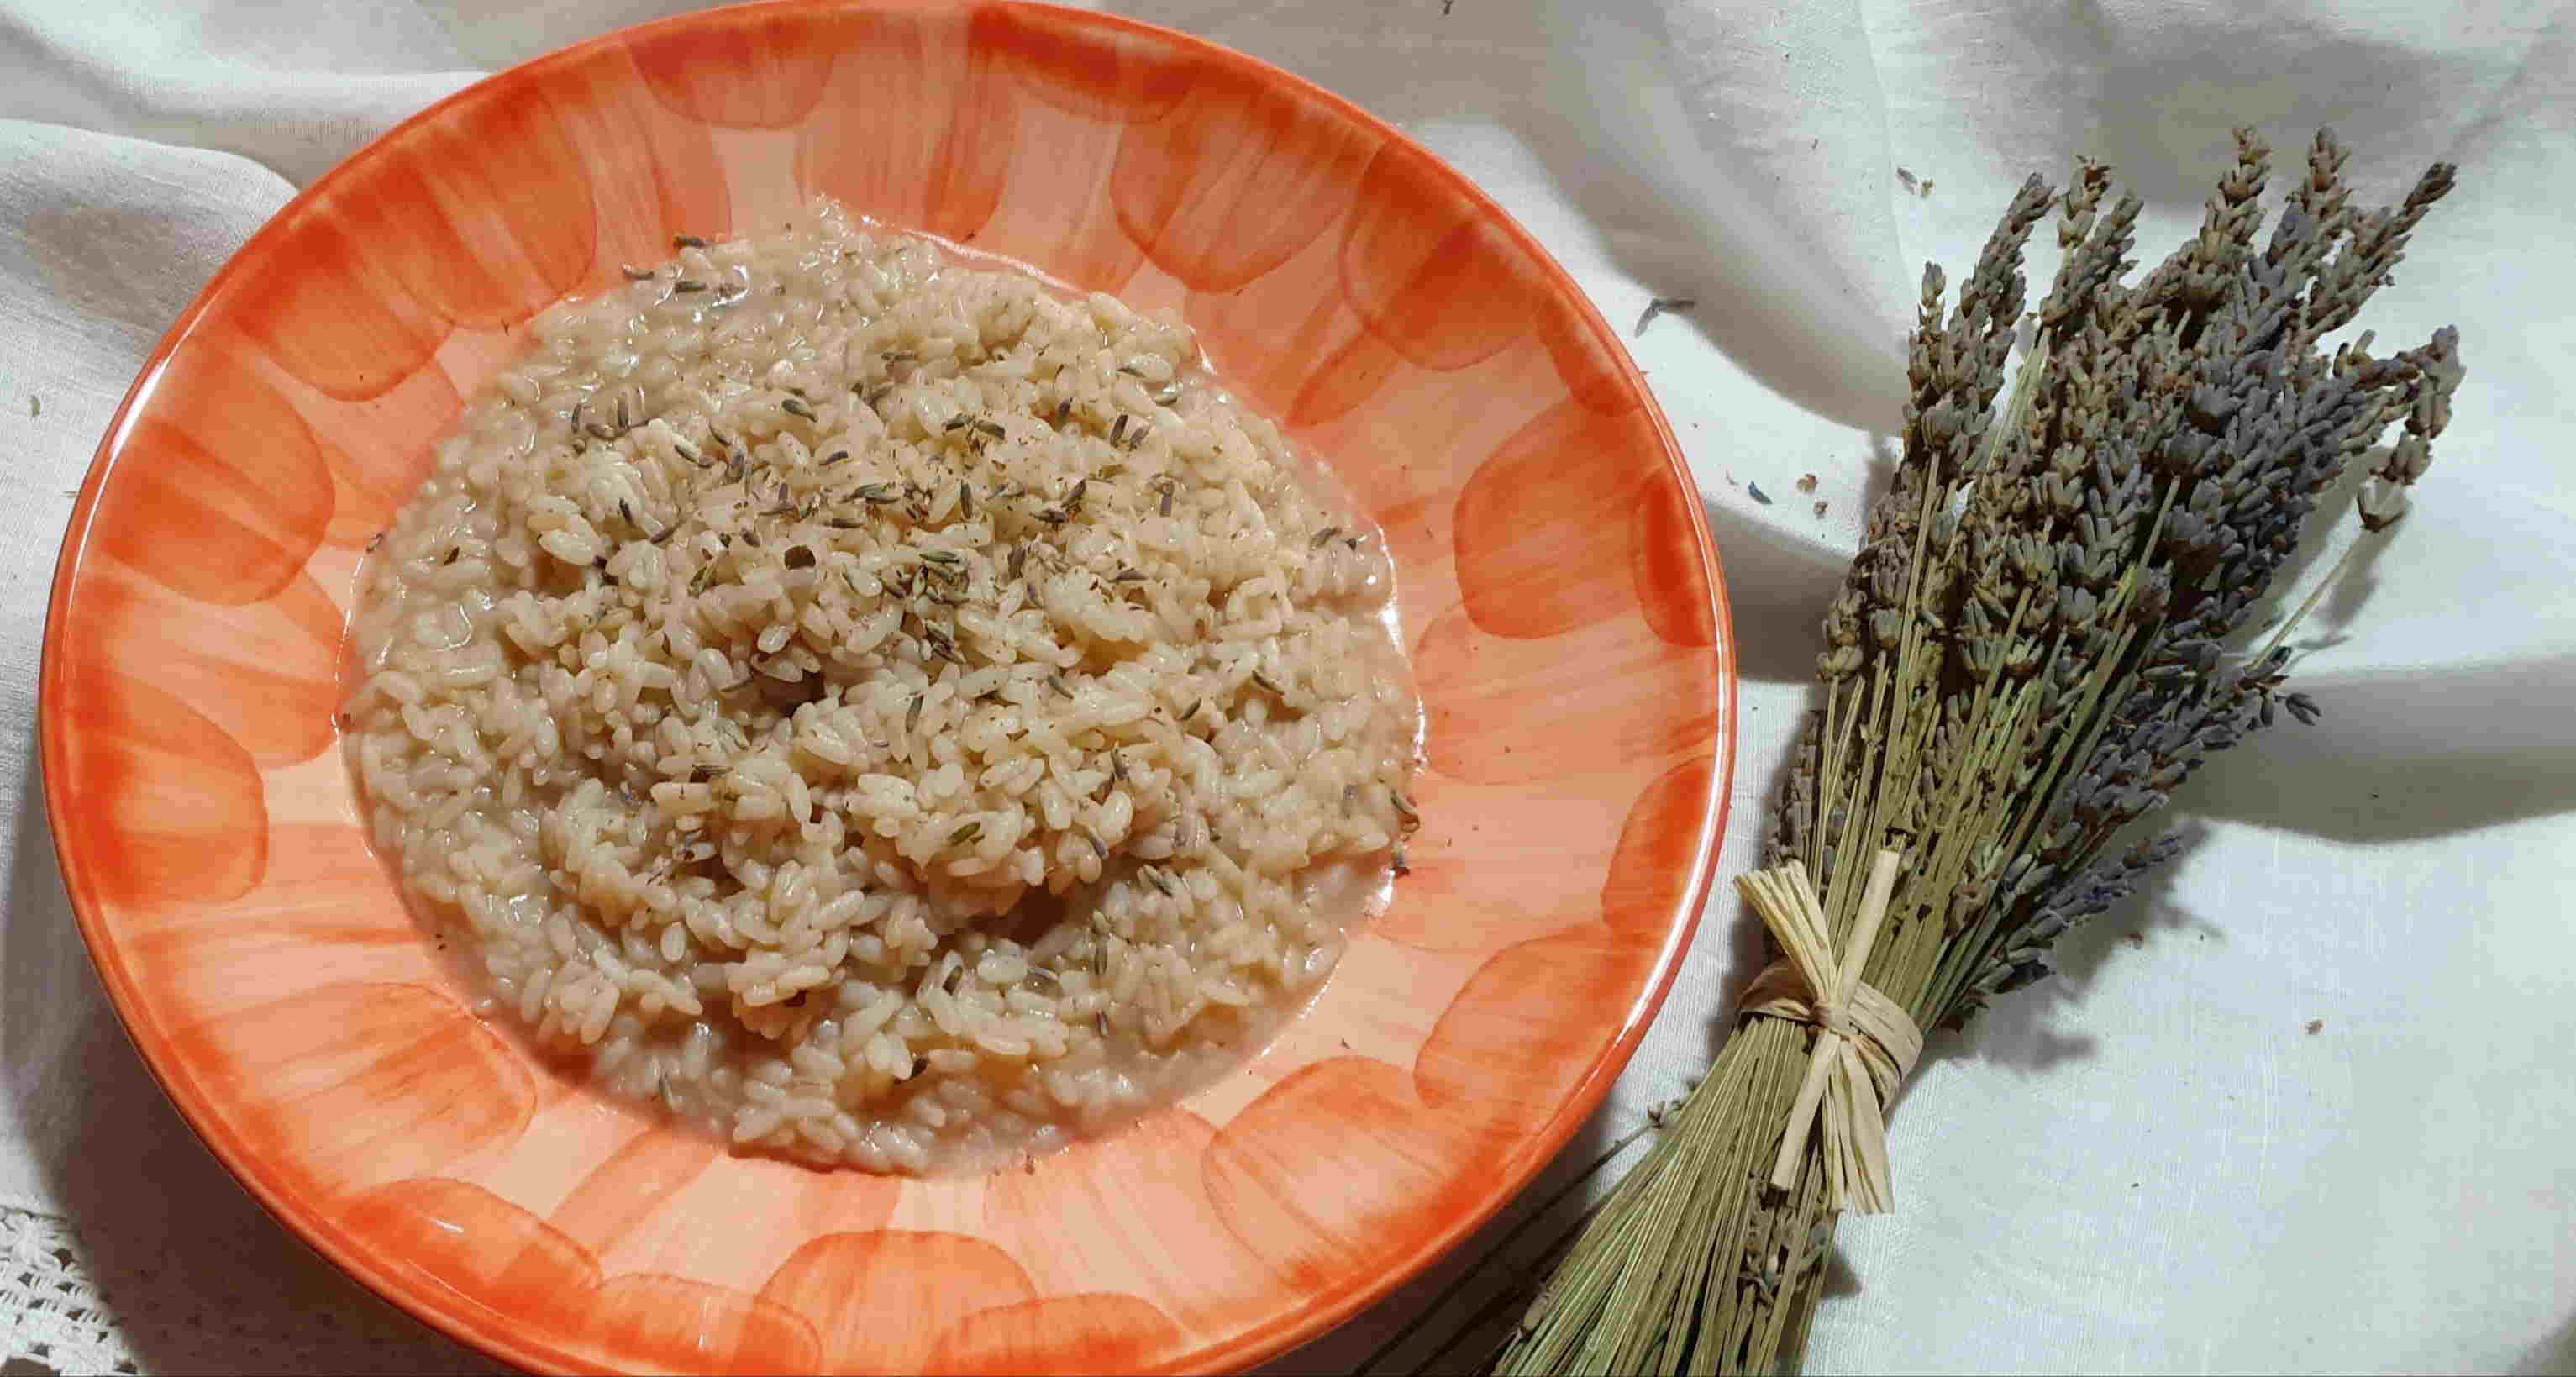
{"left": 39, "top": 3, "right": 1734, "bottom": 1373}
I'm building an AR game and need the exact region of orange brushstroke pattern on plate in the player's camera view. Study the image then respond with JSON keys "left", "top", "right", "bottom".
{"left": 39, "top": 3, "right": 1733, "bottom": 1372}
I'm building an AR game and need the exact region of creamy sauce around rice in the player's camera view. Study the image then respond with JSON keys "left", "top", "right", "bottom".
{"left": 344, "top": 203, "right": 1420, "bottom": 1174}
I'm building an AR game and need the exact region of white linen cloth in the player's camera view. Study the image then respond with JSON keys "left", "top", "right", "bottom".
{"left": 3, "top": 1, "right": 2571, "bottom": 1372}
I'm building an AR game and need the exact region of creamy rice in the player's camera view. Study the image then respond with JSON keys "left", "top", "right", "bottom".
{"left": 344, "top": 203, "right": 1419, "bottom": 1173}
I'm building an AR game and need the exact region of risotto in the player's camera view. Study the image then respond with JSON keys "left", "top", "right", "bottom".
{"left": 344, "top": 203, "right": 1420, "bottom": 1173}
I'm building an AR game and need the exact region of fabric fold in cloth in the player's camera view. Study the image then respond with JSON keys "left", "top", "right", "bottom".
{"left": 2, "top": 1, "right": 2570, "bottom": 1373}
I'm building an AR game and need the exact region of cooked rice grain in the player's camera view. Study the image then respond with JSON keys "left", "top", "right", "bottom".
{"left": 347, "top": 203, "right": 1418, "bottom": 1173}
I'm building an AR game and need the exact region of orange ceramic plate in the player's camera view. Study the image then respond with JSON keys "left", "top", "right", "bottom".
{"left": 39, "top": 3, "right": 1733, "bottom": 1372}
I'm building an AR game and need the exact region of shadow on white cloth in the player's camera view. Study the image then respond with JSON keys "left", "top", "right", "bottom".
{"left": 2, "top": 761, "right": 493, "bottom": 1377}
{"left": 3, "top": 0, "right": 2574, "bottom": 1371}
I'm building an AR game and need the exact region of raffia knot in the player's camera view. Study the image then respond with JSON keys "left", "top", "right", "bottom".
{"left": 1734, "top": 849, "right": 1923, "bottom": 1216}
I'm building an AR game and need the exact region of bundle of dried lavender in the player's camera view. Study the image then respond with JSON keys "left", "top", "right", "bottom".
{"left": 1376, "top": 129, "right": 2466, "bottom": 1377}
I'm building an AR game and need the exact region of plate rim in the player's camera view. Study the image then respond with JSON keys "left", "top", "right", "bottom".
{"left": 36, "top": 1, "right": 1740, "bottom": 1371}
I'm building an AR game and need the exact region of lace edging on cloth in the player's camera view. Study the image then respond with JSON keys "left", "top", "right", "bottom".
{"left": 3, "top": 1201, "right": 139, "bottom": 1376}
{"left": 0, "top": 1201, "right": 490, "bottom": 1376}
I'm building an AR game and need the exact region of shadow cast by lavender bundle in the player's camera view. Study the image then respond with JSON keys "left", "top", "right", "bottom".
{"left": 1258, "top": 1099, "right": 1628, "bottom": 1377}
{"left": 2189, "top": 657, "right": 2576, "bottom": 844}
{"left": 2510, "top": 1308, "right": 2576, "bottom": 1377}
{"left": 1936, "top": 820, "right": 2215, "bottom": 1079}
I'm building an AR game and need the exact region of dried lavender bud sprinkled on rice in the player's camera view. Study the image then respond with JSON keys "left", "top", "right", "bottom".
{"left": 344, "top": 201, "right": 1422, "bottom": 1175}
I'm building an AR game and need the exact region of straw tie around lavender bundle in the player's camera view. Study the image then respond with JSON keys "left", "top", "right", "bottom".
{"left": 1734, "top": 851, "right": 1919, "bottom": 1215}
{"left": 1364, "top": 128, "right": 2467, "bottom": 1377}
